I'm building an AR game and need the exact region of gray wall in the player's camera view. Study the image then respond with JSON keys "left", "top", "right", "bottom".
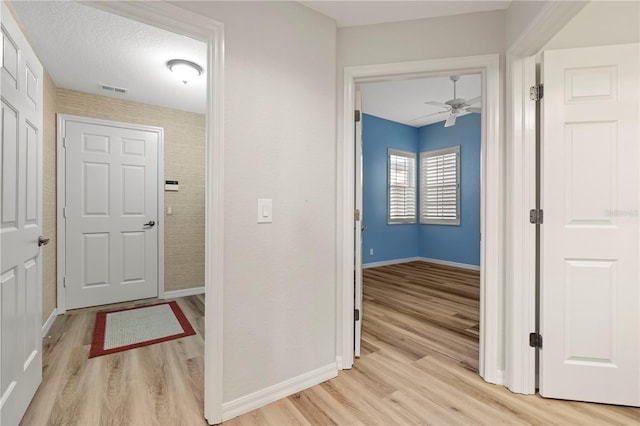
{"left": 173, "top": 1, "right": 338, "bottom": 404}
{"left": 545, "top": 1, "right": 639, "bottom": 50}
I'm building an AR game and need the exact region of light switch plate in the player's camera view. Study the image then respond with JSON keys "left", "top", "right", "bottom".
{"left": 257, "top": 198, "right": 272, "bottom": 223}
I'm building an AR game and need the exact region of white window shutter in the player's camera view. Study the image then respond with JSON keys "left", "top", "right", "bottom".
{"left": 420, "top": 146, "right": 460, "bottom": 225}
{"left": 388, "top": 149, "right": 416, "bottom": 224}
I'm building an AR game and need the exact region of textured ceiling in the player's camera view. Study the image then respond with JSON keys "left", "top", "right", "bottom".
{"left": 359, "top": 74, "right": 481, "bottom": 128}
{"left": 301, "top": 1, "right": 511, "bottom": 27}
{"left": 12, "top": 1, "right": 495, "bottom": 117}
{"left": 12, "top": 1, "right": 207, "bottom": 114}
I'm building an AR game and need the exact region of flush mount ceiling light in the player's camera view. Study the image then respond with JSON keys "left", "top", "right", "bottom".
{"left": 167, "top": 59, "right": 203, "bottom": 85}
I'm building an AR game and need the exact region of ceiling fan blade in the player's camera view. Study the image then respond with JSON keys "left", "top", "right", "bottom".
{"left": 409, "top": 109, "right": 449, "bottom": 122}
{"left": 424, "top": 101, "right": 449, "bottom": 108}
{"left": 466, "top": 107, "right": 482, "bottom": 113}
{"left": 444, "top": 114, "right": 457, "bottom": 127}
{"left": 465, "top": 96, "right": 481, "bottom": 105}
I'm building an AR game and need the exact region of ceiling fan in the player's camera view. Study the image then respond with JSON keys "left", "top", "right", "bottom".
{"left": 411, "top": 75, "right": 482, "bottom": 127}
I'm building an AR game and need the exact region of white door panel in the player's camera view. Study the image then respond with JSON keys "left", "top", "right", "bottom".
{"left": 64, "top": 119, "right": 160, "bottom": 309}
{"left": 541, "top": 44, "right": 640, "bottom": 406}
{"left": 1, "top": 2, "right": 44, "bottom": 424}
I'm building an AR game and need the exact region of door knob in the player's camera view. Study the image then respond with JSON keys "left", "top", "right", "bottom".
{"left": 38, "top": 236, "right": 50, "bottom": 246}
{"left": 361, "top": 225, "right": 367, "bottom": 231}
{"left": 143, "top": 220, "right": 156, "bottom": 228}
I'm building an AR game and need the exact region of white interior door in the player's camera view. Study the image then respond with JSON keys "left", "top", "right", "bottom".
{"left": 540, "top": 43, "right": 640, "bottom": 406}
{"left": 63, "top": 117, "right": 160, "bottom": 310}
{"left": 0, "top": 3, "right": 44, "bottom": 424}
{"left": 354, "top": 88, "right": 363, "bottom": 357}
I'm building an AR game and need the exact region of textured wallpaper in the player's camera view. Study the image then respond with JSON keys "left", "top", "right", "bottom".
{"left": 42, "top": 86, "right": 206, "bottom": 323}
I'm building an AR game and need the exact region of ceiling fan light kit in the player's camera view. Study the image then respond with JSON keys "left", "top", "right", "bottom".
{"left": 444, "top": 113, "right": 457, "bottom": 127}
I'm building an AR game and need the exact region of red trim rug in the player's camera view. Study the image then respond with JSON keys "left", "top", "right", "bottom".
{"left": 89, "top": 301, "right": 196, "bottom": 358}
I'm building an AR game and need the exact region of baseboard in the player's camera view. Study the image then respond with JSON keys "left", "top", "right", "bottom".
{"left": 161, "top": 286, "right": 205, "bottom": 299}
{"left": 222, "top": 362, "right": 338, "bottom": 421}
{"left": 363, "top": 257, "right": 480, "bottom": 271}
{"left": 41, "top": 308, "right": 58, "bottom": 338}
{"left": 482, "top": 368, "right": 505, "bottom": 386}
{"left": 418, "top": 257, "right": 480, "bottom": 271}
{"left": 362, "top": 257, "right": 421, "bottom": 269}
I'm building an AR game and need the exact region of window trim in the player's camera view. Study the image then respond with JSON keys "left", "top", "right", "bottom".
{"left": 387, "top": 148, "right": 417, "bottom": 224}
{"left": 420, "top": 145, "right": 461, "bottom": 226}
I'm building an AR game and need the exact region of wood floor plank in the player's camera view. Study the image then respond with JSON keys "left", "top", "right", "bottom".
{"left": 21, "top": 263, "right": 640, "bottom": 425}
{"left": 229, "top": 261, "right": 640, "bottom": 425}
{"left": 20, "top": 297, "right": 208, "bottom": 426}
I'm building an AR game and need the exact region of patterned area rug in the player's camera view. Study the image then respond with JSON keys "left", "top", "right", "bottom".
{"left": 89, "top": 301, "right": 196, "bottom": 358}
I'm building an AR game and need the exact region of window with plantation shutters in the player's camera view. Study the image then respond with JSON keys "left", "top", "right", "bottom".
{"left": 388, "top": 149, "right": 416, "bottom": 224}
{"left": 420, "top": 146, "right": 460, "bottom": 225}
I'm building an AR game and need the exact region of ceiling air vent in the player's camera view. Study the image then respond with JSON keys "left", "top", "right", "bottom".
{"left": 98, "top": 83, "right": 128, "bottom": 94}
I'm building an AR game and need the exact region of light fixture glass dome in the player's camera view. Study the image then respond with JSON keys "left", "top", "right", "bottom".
{"left": 167, "top": 59, "right": 203, "bottom": 84}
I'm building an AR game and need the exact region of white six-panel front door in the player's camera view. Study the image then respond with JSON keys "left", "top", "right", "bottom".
{"left": 0, "top": 2, "right": 44, "bottom": 424}
{"left": 63, "top": 117, "right": 160, "bottom": 310}
{"left": 541, "top": 43, "right": 640, "bottom": 406}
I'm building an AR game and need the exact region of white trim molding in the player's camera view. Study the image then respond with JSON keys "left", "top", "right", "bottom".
{"left": 504, "top": 2, "right": 585, "bottom": 395}
{"left": 419, "top": 257, "right": 480, "bottom": 272}
{"left": 504, "top": 54, "right": 537, "bottom": 395}
{"left": 363, "top": 257, "right": 480, "bottom": 271}
{"left": 362, "top": 257, "right": 421, "bottom": 269}
{"left": 76, "top": 2, "right": 225, "bottom": 423}
{"left": 335, "top": 355, "right": 343, "bottom": 370}
{"left": 222, "top": 363, "right": 338, "bottom": 421}
{"left": 41, "top": 309, "right": 58, "bottom": 338}
{"left": 162, "top": 286, "right": 205, "bottom": 299}
{"left": 508, "top": 2, "right": 588, "bottom": 57}
{"left": 338, "top": 54, "right": 502, "bottom": 385}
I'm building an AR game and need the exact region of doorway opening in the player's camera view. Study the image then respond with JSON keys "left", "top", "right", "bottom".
{"left": 356, "top": 73, "right": 483, "bottom": 371}
{"left": 9, "top": 1, "right": 224, "bottom": 423}
{"left": 339, "top": 54, "right": 502, "bottom": 384}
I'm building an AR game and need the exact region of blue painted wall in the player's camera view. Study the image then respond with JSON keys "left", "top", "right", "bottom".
{"left": 362, "top": 113, "right": 481, "bottom": 267}
{"left": 418, "top": 113, "right": 481, "bottom": 266}
{"left": 362, "top": 114, "right": 419, "bottom": 263}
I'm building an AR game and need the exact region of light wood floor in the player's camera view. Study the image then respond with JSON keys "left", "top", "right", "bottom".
{"left": 20, "top": 296, "right": 208, "bottom": 426}
{"left": 226, "top": 262, "right": 640, "bottom": 425}
{"left": 21, "top": 263, "right": 640, "bottom": 425}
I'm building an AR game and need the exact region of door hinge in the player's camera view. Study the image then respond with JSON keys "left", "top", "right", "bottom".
{"left": 355, "top": 109, "right": 361, "bottom": 123}
{"left": 63, "top": 207, "right": 67, "bottom": 218}
{"left": 529, "top": 209, "right": 543, "bottom": 224}
{"left": 354, "top": 309, "right": 360, "bottom": 321}
{"left": 63, "top": 137, "right": 67, "bottom": 148}
{"left": 354, "top": 209, "right": 360, "bottom": 221}
{"left": 63, "top": 276, "right": 67, "bottom": 288}
{"left": 529, "top": 332, "right": 542, "bottom": 348}
{"left": 530, "top": 84, "right": 544, "bottom": 101}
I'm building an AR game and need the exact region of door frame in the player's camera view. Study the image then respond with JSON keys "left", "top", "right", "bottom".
{"left": 56, "top": 114, "right": 165, "bottom": 311}
{"left": 338, "top": 54, "right": 502, "bottom": 383}
{"left": 55, "top": 2, "right": 225, "bottom": 423}
{"left": 354, "top": 88, "right": 363, "bottom": 358}
{"left": 505, "top": 2, "right": 587, "bottom": 394}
